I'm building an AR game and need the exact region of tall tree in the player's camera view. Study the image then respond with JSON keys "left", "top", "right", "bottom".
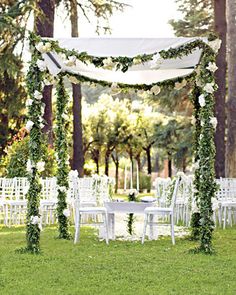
{"left": 170, "top": 0, "right": 227, "bottom": 177}
{"left": 69, "top": 0, "right": 84, "bottom": 176}
{"left": 34, "top": 0, "right": 55, "bottom": 147}
{"left": 214, "top": 0, "right": 226, "bottom": 177}
{"left": 56, "top": 0, "right": 127, "bottom": 175}
{"left": 225, "top": 0, "right": 236, "bottom": 177}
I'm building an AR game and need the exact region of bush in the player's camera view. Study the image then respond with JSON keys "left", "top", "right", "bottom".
{"left": 1, "top": 137, "right": 57, "bottom": 177}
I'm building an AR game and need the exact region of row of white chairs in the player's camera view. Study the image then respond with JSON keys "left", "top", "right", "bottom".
{"left": 0, "top": 176, "right": 111, "bottom": 227}
{"left": 153, "top": 176, "right": 236, "bottom": 228}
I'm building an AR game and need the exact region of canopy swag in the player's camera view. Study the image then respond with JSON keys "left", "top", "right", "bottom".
{"left": 25, "top": 32, "right": 220, "bottom": 254}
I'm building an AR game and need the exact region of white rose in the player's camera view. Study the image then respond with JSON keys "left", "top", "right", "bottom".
{"left": 30, "top": 216, "right": 40, "bottom": 225}
{"left": 203, "top": 82, "right": 215, "bottom": 94}
{"left": 36, "top": 59, "right": 47, "bottom": 71}
{"left": 25, "top": 120, "right": 34, "bottom": 132}
{"left": 208, "top": 39, "right": 222, "bottom": 53}
{"left": 58, "top": 186, "right": 67, "bottom": 193}
{"left": 65, "top": 56, "right": 77, "bottom": 67}
{"left": 210, "top": 117, "right": 218, "bottom": 129}
{"left": 193, "top": 160, "right": 200, "bottom": 170}
{"left": 26, "top": 159, "right": 33, "bottom": 173}
{"left": 102, "top": 57, "right": 115, "bottom": 70}
{"left": 68, "top": 76, "right": 79, "bottom": 84}
{"left": 133, "top": 57, "right": 142, "bottom": 65}
{"left": 150, "top": 85, "right": 161, "bottom": 95}
{"left": 63, "top": 209, "right": 70, "bottom": 218}
{"left": 37, "top": 161, "right": 45, "bottom": 173}
{"left": 150, "top": 53, "right": 163, "bottom": 69}
{"left": 200, "top": 120, "right": 204, "bottom": 127}
{"left": 26, "top": 99, "right": 33, "bottom": 107}
{"left": 198, "top": 94, "right": 206, "bottom": 107}
{"left": 34, "top": 90, "right": 43, "bottom": 100}
{"left": 35, "top": 42, "right": 46, "bottom": 53}
{"left": 44, "top": 42, "right": 51, "bottom": 52}
{"left": 206, "top": 62, "right": 218, "bottom": 73}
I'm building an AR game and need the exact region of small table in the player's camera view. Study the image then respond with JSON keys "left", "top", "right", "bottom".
{"left": 104, "top": 201, "right": 156, "bottom": 240}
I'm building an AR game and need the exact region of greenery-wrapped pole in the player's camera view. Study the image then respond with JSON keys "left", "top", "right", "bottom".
{"left": 55, "top": 75, "right": 71, "bottom": 239}
{"left": 25, "top": 48, "right": 44, "bottom": 253}
{"left": 195, "top": 46, "right": 218, "bottom": 253}
{"left": 190, "top": 85, "right": 201, "bottom": 240}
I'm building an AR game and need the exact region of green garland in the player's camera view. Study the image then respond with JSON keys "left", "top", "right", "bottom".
{"left": 24, "top": 47, "right": 44, "bottom": 254}
{"left": 195, "top": 48, "right": 218, "bottom": 254}
{"left": 55, "top": 75, "right": 71, "bottom": 240}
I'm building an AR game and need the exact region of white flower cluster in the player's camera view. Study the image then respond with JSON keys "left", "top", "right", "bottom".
{"left": 36, "top": 59, "right": 47, "bottom": 72}
{"left": 102, "top": 57, "right": 116, "bottom": 70}
{"left": 63, "top": 209, "right": 70, "bottom": 218}
{"left": 58, "top": 186, "right": 67, "bottom": 193}
{"left": 208, "top": 39, "right": 222, "bottom": 53}
{"left": 36, "top": 42, "right": 51, "bottom": 53}
{"left": 203, "top": 82, "right": 215, "bottom": 94}
{"left": 150, "top": 85, "right": 161, "bottom": 95}
{"left": 26, "top": 160, "right": 45, "bottom": 174}
{"left": 64, "top": 56, "right": 77, "bottom": 67}
{"left": 210, "top": 117, "right": 218, "bottom": 129}
{"left": 198, "top": 94, "right": 206, "bottom": 107}
{"left": 150, "top": 53, "right": 163, "bottom": 69}
{"left": 206, "top": 62, "right": 218, "bottom": 73}
{"left": 30, "top": 215, "right": 40, "bottom": 225}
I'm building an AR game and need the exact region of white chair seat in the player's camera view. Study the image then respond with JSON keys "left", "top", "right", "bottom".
{"left": 144, "top": 207, "right": 172, "bottom": 213}
{"left": 79, "top": 207, "right": 107, "bottom": 213}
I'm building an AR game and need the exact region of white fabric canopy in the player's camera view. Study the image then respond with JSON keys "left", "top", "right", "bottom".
{"left": 43, "top": 37, "right": 206, "bottom": 85}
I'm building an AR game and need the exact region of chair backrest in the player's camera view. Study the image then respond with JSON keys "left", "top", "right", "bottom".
{"left": 170, "top": 176, "right": 181, "bottom": 209}
{"left": 154, "top": 177, "right": 172, "bottom": 206}
{"left": 41, "top": 177, "right": 57, "bottom": 200}
{"left": 216, "top": 178, "right": 236, "bottom": 201}
{"left": 0, "top": 178, "right": 15, "bottom": 200}
{"left": 13, "top": 177, "right": 29, "bottom": 200}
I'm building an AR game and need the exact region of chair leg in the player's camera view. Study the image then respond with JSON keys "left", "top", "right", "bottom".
{"left": 223, "top": 206, "right": 227, "bottom": 229}
{"left": 170, "top": 214, "right": 175, "bottom": 245}
{"left": 74, "top": 213, "right": 81, "bottom": 244}
{"left": 104, "top": 213, "right": 109, "bottom": 245}
{"left": 141, "top": 214, "right": 148, "bottom": 244}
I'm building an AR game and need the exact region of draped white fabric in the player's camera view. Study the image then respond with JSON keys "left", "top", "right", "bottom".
{"left": 43, "top": 37, "right": 206, "bottom": 84}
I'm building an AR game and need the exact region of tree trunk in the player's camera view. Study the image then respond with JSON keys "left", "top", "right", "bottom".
{"left": 70, "top": 0, "right": 84, "bottom": 176}
{"left": 105, "top": 149, "right": 111, "bottom": 176}
{"left": 34, "top": 0, "right": 55, "bottom": 147}
{"left": 115, "top": 160, "right": 119, "bottom": 193}
{"left": 168, "top": 152, "right": 172, "bottom": 178}
{"left": 214, "top": 0, "right": 227, "bottom": 178}
{"left": 226, "top": 0, "right": 236, "bottom": 177}
{"left": 92, "top": 149, "right": 100, "bottom": 174}
{"left": 146, "top": 146, "right": 152, "bottom": 175}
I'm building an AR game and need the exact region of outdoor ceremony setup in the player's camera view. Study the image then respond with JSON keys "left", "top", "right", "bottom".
{"left": 4, "top": 32, "right": 222, "bottom": 254}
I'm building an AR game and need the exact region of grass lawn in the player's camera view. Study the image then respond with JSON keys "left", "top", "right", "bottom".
{"left": 0, "top": 226, "right": 236, "bottom": 295}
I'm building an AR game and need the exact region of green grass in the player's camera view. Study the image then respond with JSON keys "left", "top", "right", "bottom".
{"left": 0, "top": 226, "right": 236, "bottom": 295}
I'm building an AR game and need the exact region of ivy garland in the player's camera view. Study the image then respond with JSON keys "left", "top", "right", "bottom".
{"left": 24, "top": 46, "right": 44, "bottom": 254}
{"left": 55, "top": 75, "right": 71, "bottom": 240}
{"left": 25, "top": 32, "right": 220, "bottom": 254}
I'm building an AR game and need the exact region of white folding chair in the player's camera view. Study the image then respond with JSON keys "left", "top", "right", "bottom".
{"left": 142, "top": 176, "right": 180, "bottom": 245}
{"left": 74, "top": 176, "right": 109, "bottom": 244}
{"left": 40, "top": 178, "right": 57, "bottom": 225}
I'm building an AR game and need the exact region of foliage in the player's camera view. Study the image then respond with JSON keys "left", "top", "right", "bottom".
{"left": 127, "top": 190, "right": 137, "bottom": 235}
{"left": 55, "top": 75, "right": 71, "bottom": 240}
{"left": 1, "top": 136, "right": 56, "bottom": 178}
{"left": 170, "top": 0, "right": 214, "bottom": 37}
{"left": 56, "top": 0, "right": 129, "bottom": 35}
{"left": 1, "top": 226, "right": 236, "bottom": 294}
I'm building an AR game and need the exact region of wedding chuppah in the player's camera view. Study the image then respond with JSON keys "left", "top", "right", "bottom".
{"left": 25, "top": 33, "right": 220, "bottom": 253}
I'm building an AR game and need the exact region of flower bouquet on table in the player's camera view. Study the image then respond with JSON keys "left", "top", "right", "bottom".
{"left": 127, "top": 189, "right": 138, "bottom": 235}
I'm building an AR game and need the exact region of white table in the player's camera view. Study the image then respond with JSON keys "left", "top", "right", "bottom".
{"left": 104, "top": 201, "right": 156, "bottom": 240}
